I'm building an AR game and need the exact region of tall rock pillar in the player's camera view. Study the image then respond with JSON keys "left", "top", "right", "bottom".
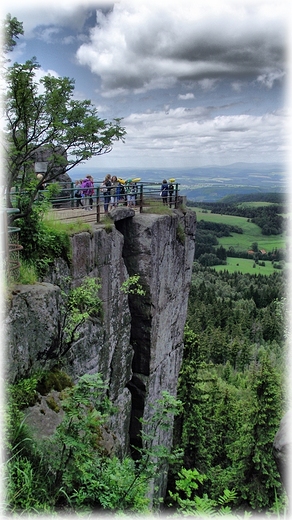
{"left": 115, "top": 209, "right": 196, "bottom": 497}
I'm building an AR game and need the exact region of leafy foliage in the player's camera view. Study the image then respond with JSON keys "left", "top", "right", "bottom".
{"left": 2, "top": 14, "right": 24, "bottom": 54}
{"left": 169, "top": 467, "right": 237, "bottom": 516}
{"left": 16, "top": 183, "right": 72, "bottom": 277}
{"left": 121, "top": 275, "right": 146, "bottom": 296}
{"left": 57, "top": 276, "right": 103, "bottom": 358}
{"left": 5, "top": 374, "right": 182, "bottom": 515}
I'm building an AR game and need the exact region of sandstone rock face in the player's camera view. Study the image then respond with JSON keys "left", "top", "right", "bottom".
{"left": 116, "top": 209, "right": 196, "bottom": 497}
{"left": 5, "top": 283, "right": 63, "bottom": 381}
{"left": 5, "top": 208, "right": 196, "bottom": 499}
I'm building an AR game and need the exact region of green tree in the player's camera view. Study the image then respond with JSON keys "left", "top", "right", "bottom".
{"left": 2, "top": 14, "right": 24, "bottom": 54}
{"left": 4, "top": 53, "right": 126, "bottom": 222}
{"left": 227, "top": 355, "right": 284, "bottom": 510}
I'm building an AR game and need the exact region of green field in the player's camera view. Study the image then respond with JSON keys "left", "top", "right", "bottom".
{"left": 192, "top": 207, "right": 286, "bottom": 252}
{"left": 211, "top": 257, "right": 281, "bottom": 275}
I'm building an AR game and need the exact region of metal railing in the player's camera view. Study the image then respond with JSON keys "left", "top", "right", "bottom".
{"left": 2, "top": 208, "right": 23, "bottom": 279}
{"left": 39, "top": 181, "right": 181, "bottom": 223}
{"left": 2, "top": 181, "right": 181, "bottom": 278}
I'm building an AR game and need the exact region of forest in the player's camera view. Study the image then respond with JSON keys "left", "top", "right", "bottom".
{"left": 166, "top": 264, "right": 287, "bottom": 516}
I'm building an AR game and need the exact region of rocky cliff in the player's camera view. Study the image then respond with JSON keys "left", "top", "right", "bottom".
{"left": 5, "top": 207, "right": 196, "bottom": 499}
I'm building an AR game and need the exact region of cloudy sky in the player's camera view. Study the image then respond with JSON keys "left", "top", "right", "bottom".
{"left": 2, "top": 0, "right": 291, "bottom": 170}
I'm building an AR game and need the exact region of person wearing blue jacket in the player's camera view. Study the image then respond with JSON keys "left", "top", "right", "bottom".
{"left": 160, "top": 179, "right": 168, "bottom": 205}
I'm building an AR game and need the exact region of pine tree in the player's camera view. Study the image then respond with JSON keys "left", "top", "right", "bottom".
{"left": 227, "top": 355, "right": 284, "bottom": 510}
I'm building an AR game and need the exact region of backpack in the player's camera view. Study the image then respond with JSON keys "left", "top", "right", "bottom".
{"left": 105, "top": 179, "right": 111, "bottom": 194}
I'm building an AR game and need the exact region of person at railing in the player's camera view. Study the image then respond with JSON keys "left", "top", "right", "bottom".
{"left": 118, "top": 180, "right": 126, "bottom": 206}
{"left": 81, "top": 175, "right": 94, "bottom": 210}
{"left": 110, "top": 175, "right": 120, "bottom": 209}
{"left": 125, "top": 179, "right": 137, "bottom": 207}
{"left": 100, "top": 173, "right": 112, "bottom": 214}
{"left": 168, "top": 181, "right": 174, "bottom": 207}
{"left": 36, "top": 173, "right": 46, "bottom": 188}
{"left": 160, "top": 179, "right": 168, "bottom": 206}
{"left": 74, "top": 179, "right": 84, "bottom": 208}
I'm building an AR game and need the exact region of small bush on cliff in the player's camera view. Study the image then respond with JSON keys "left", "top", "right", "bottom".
{"left": 36, "top": 368, "right": 73, "bottom": 395}
{"left": 102, "top": 215, "right": 114, "bottom": 233}
{"left": 15, "top": 187, "right": 92, "bottom": 284}
{"left": 8, "top": 374, "right": 40, "bottom": 410}
{"left": 5, "top": 373, "right": 149, "bottom": 514}
{"left": 176, "top": 222, "right": 186, "bottom": 244}
{"left": 121, "top": 275, "right": 146, "bottom": 296}
{"left": 55, "top": 276, "right": 103, "bottom": 358}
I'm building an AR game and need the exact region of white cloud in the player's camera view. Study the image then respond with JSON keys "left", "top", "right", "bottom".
{"left": 256, "top": 70, "right": 286, "bottom": 89}
{"left": 62, "top": 35, "right": 75, "bottom": 45}
{"left": 1, "top": 0, "right": 289, "bottom": 169}
{"left": 75, "top": 0, "right": 288, "bottom": 96}
{"left": 34, "top": 67, "right": 59, "bottom": 81}
{"left": 231, "top": 81, "right": 244, "bottom": 93}
{"left": 178, "top": 93, "right": 195, "bottom": 100}
{"left": 36, "top": 26, "right": 60, "bottom": 43}
{"left": 99, "top": 106, "right": 287, "bottom": 167}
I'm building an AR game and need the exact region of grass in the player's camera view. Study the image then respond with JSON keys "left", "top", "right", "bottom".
{"left": 18, "top": 261, "right": 38, "bottom": 284}
{"left": 102, "top": 215, "right": 114, "bottom": 233}
{"left": 211, "top": 257, "right": 285, "bottom": 275}
{"left": 236, "top": 201, "right": 276, "bottom": 208}
{"left": 192, "top": 207, "right": 287, "bottom": 252}
{"left": 143, "top": 199, "right": 173, "bottom": 215}
{"left": 44, "top": 215, "right": 92, "bottom": 234}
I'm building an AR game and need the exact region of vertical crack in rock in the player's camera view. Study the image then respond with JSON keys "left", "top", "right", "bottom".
{"left": 115, "top": 216, "right": 151, "bottom": 457}
{"left": 126, "top": 375, "right": 146, "bottom": 459}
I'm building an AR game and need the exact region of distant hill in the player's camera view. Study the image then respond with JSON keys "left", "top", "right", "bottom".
{"left": 71, "top": 162, "right": 287, "bottom": 203}
{"left": 219, "top": 192, "right": 285, "bottom": 204}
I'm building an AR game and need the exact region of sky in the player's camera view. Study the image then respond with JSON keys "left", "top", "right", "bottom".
{"left": 1, "top": 0, "right": 291, "bottom": 171}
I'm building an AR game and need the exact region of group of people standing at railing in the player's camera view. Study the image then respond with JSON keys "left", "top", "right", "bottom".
{"left": 100, "top": 174, "right": 139, "bottom": 214}
{"left": 74, "top": 174, "right": 176, "bottom": 214}
{"left": 74, "top": 174, "right": 139, "bottom": 214}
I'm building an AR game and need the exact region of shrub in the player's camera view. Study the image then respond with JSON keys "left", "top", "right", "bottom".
{"left": 176, "top": 222, "right": 185, "bottom": 244}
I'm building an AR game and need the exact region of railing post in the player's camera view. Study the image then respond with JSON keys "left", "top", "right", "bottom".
{"left": 1, "top": 209, "right": 9, "bottom": 275}
{"left": 139, "top": 184, "right": 143, "bottom": 213}
{"left": 5, "top": 208, "right": 22, "bottom": 279}
{"left": 96, "top": 187, "right": 100, "bottom": 222}
{"left": 71, "top": 182, "right": 74, "bottom": 208}
{"left": 174, "top": 183, "right": 178, "bottom": 209}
